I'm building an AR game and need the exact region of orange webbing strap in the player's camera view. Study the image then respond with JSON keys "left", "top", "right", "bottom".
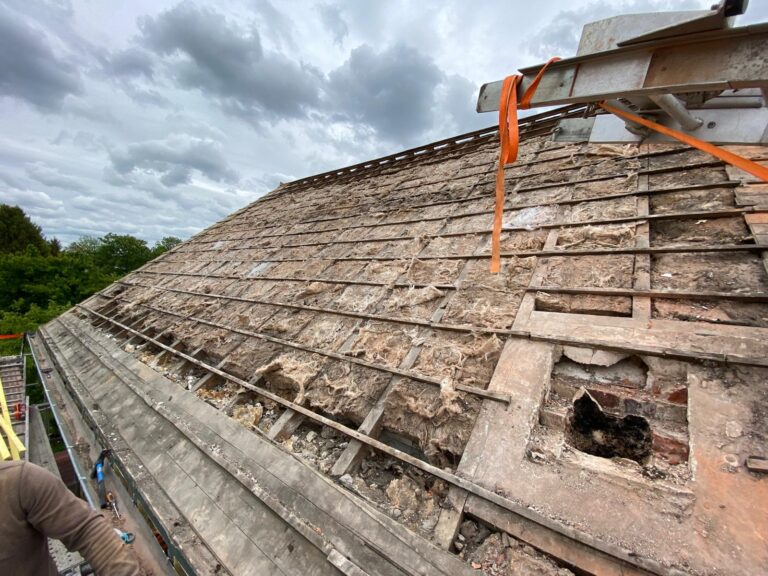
{"left": 491, "top": 58, "right": 560, "bottom": 273}
{"left": 0, "top": 334, "right": 22, "bottom": 340}
{"left": 598, "top": 101, "right": 768, "bottom": 182}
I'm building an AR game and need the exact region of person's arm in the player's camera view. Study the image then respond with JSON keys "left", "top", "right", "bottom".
{"left": 20, "top": 462, "right": 140, "bottom": 575}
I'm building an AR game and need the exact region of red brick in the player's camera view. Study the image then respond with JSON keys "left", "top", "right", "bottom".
{"left": 666, "top": 388, "right": 688, "bottom": 405}
{"left": 652, "top": 431, "right": 689, "bottom": 463}
{"left": 587, "top": 388, "right": 621, "bottom": 410}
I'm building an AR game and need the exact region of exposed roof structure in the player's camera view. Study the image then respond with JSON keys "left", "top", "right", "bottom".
{"left": 32, "top": 105, "right": 768, "bottom": 576}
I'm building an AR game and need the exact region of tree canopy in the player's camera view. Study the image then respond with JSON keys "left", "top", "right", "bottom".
{"left": 0, "top": 205, "right": 52, "bottom": 255}
{"left": 0, "top": 204, "right": 183, "bottom": 353}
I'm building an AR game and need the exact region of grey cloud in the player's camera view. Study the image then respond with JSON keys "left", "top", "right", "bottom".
{"left": 122, "top": 83, "right": 175, "bottom": 109}
{"left": 0, "top": 170, "right": 25, "bottom": 190}
{"left": 2, "top": 188, "right": 62, "bottom": 213}
{"left": 162, "top": 113, "right": 227, "bottom": 141}
{"left": 439, "top": 74, "right": 489, "bottom": 134}
{"left": 52, "top": 130, "right": 107, "bottom": 152}
{"left": 108, "top": 134, "right": 239, "bottom": 188}
{"left": 249, "top": 0, "right": 295, "bottom": 49}
{"left": 105, "top": 47, "right": 155, "bottom": 79}
{"left": 528, "top": 0, "right": 704, "bottom": 60}
{"left": 159, "top": 165, "right": 192, "bottom": 186}
{"left": 64, "top": 100, "right": 118, "bottom": 124}
{"left": 318, "top": 4, "right": 348, "bottom": 46}
{"left": 326, "top": 43, "right": 443, "bottom": 142}
{"left": 139, "top": 3, "right": 319, "bottom": 122}
{"left": 26, "top": 162, "right": 89, "bottom": 192}
{"left": 2, "top": 0, "right": 74, "bottom": 22}
{"left": 0, "top": 6, "right": 82, "bottom": 110}
{"left": 101, "top": 47, "right": 172, "bottom": 109}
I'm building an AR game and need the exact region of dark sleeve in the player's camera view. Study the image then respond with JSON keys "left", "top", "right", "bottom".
{"left": 20, "top": 462, "right": 140, "bottom": 576}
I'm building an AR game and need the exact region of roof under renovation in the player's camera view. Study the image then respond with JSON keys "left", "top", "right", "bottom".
{"left": 31, "top": 104, "right": 768, "bottom": 576}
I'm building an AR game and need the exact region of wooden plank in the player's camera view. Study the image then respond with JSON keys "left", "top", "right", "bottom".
{"left": 735, "top": 183, "right": 768, "bottom": 207}
{"left": 51, "top": 317, "right": 341, "bottom": 576}
{"left": 102, "top": 296, "right": 513, "bottom": 404}
{"left": 182, "top": 180, "right": 741, "bottom": 247}
{"left": 117, "top": 279, "right": 514, "bottom": 337}
{"left": 267, "top": 405, "right": 306, "bottom": 441}
{"left": 332, "top": 239, "right": 476, "bottom": 477}
{"left": 33, "top": 324, "right": 224, "bottom": 575}
{"left": 745, "top": 212, "right": 768, "bottom": 225}
{"left": 512, "top": 229, "right": 559, "bottom": 331}
{"left": 435, "top": 339, "right": 555, "bottom": 550}
{"left": 78, "top": 307, "right": 672, "bottom": 575}
{"left": 158, "top": 243, "right": 765, "bottom": 265}
{"left": 633, "top": 171, "right": 651, "bottom": 321}
{"left": 744, "top": 211, "right": 768, "bottom": 274}
{"left": 529, "top": 286, "right": 768, "bottom": 302}
{"left": 464, "top": 497, "right": 653, "bottom": 576}
{"left": 271, "top": 257, "right": 406, "bottom": 446}
{"left": 746, "top": 457, "right": 768, "bottom": 473}
{"left": 527, "top": 310, "right": 768, "bottom": 365}
{"left": 180, "top": 207, "right": 753, "bottom": 253}
{"left": 60, "top": 314, "right": 469, "bottom": 576}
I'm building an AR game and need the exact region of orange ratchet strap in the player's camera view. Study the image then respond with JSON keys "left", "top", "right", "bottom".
{"left": 0, "top": 334, "right": 22, "bottom": 340}
{"left": 491, "top": 57, "right": 560, "bottom": 273}
{"left": 598, "top": 101, "right": 768, "bottom": 183}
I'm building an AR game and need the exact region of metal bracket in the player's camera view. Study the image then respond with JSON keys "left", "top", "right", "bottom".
{"left": 552, "top": 107, "right": 768, "bottom": 145}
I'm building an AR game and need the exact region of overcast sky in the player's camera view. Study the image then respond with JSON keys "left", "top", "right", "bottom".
{"left": 2, "top": 0, "right": 763, "bottom": 245}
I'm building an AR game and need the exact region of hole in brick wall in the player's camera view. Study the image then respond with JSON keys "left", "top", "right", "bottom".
{"left": 567, "top": 390, "right": 652, "bottom": 464}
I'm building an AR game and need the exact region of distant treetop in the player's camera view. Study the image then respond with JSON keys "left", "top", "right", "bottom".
{"left": 0, "top": 204, "right": 52, "bottom": 255}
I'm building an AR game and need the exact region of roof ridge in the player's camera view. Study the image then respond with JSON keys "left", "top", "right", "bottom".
{"left": 267, "top": 103, "right": 589, "bottom": 198}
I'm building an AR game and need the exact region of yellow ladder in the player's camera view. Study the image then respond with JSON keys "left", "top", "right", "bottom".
{"left": 0, "top": 376, "right": 25, "bottom": 460}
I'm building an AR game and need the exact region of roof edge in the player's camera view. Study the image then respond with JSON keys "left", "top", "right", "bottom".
{"left": 270, "top": 104, "right": 590, "bottom": 198}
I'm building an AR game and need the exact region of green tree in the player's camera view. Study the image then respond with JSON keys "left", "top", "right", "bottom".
{"left": 0, "top": 206, "right": 183, "bottom": 352}
{"left": 94, "top": 233, "right": 152, "bottom": 276}
{"left": 152, "top": 236, "right": 182, "bottom": 257}
{"left": 48, "top": 237, "right": 62, "bottom": 256}
{"left": 0, "top": 252, "right": 109, "bottom": 313}
{"left": 66, "top": 235, "right": 101, "bottom": 258}
{"left": 0, "top": 204, "right": 50, "bottom": 255}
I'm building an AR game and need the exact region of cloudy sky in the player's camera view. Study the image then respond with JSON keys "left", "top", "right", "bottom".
{"left": 1, "top": 0, "right": 764, "bottom": 244}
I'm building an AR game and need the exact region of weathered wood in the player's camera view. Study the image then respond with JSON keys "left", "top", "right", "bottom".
{"left": 159, "top": 243, "right": 765, "bottom": 266}
{"left": 331, "top": 238, "right": 477, "bottom": 478}
{"left": 194, "top": 159, "right": 729, "bottom": 241}
{"left": 268, "top": 406, "right": 306, "bottom": 441}
{"left": 48, "top": 319, "right": 354, "bottom": 576}
{"left": 166, "top": 345, "right": 203, "bottom": 374}
{"left": 54, "top": 313, "right": 475, "bottom": 576}
{"left": 464, "top": 496, "right": 653, "bottom": 576}
{"left": 435, "top": 339, "right": 555, "bottom": 550}
{"left": 513, "top": 229, "right": 559, "bottom": 331}
{"left": 154, "top": 338, "right": 183, "bottom": 364}
{"left": 31, "top": 326, "right": 223, "bottom": 576}
{"left": 735, "top": 183, "right": 768, "bottom": 207}
{"left": 527, "top": 310, "right": 768, "bottom": 366}
{"left": 745, "top": 210, "right": 768, "bottom": 274}
{"left": 276, "top": 207, "right": 751, "bottom": 250}
{"left": 187, "top": 180, "right": 736, "bottom": 247}
{"left": 529, "top": 286, "right": 768, "bottom": 302}
{"left": 79, "top": 306, "right": 673, "bottom": 575}
{"left": 633, "top": 173, "right": 652, "bottom": 320}
{"left": 116, "top": 279, "right": 517, "bottom": 337}
{"left": 99, "top": 295, "right": 515, "bottom": 405}
{"left": 746, "top": 457, "right": 768, "bottom": 473}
